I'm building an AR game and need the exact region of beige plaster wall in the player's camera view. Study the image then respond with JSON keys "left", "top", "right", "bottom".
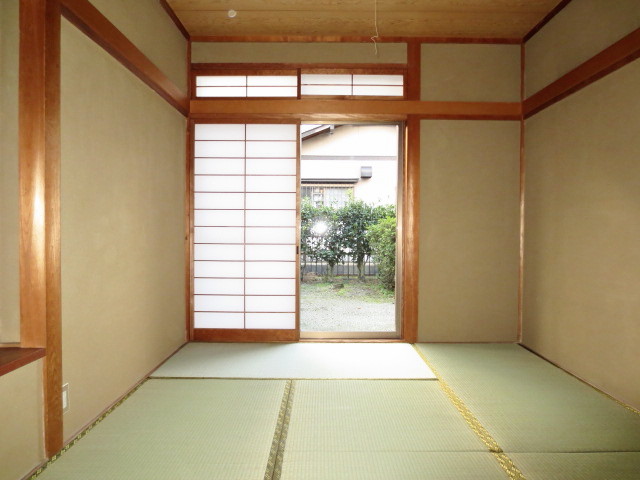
{"left": 192, "top": 42, "right": 406, "bottom": 64}
{"left": 525, "top": 0, "right": 640, "bottom": 96}
{"left": 421, "top": 44, "right": 521, "bottom": 102}
{"left": 0, "top": 0, "right": 20, "bottom": 342}
{"left": 0, "top": 360, "right": 45, "bottom": 480}
{"left": 89, "top": 0, "right": 188, "bottom": 94}
{"left": 61, "top": 21, "right": 186, "bottom": 439}
{"left": 523, "top": 58, "right": 640, "bottom": 409}
{"left": 418, "top": 120, "right": 520, "bottom": 342}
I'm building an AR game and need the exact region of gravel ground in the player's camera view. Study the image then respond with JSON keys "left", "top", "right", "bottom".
{"left": 300, "top": 281, "right": 396, "bottom": 332}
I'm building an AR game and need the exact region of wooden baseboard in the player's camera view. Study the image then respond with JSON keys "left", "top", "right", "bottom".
{"left": 193, "top": 329, "right": 298, "bottom": 342}
{"left": 65, "top": 342, "right": 187, "bottom": 443}
{"left": 518, "top": 343, "right": 640, "bottom": 414}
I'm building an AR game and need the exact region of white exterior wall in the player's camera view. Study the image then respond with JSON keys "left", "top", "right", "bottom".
{"left": 301, "top": 125, "right": 399, "bottom": 206}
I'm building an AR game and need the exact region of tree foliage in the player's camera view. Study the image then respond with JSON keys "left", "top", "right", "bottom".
{"left": 301, "top": 198, "right": 396, "bottom": 286}
{"left": 366, "top": 215, "right": 397, "bottom": 291}
{"left": 336, "top": 200, "right": 376, "bottom": 280}
{"left": 300, "top": 199, "right": 343, "bottom": 278}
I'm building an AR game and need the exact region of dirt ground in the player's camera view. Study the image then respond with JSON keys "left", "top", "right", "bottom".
{"left": 300, "top": 279, "right": 396, "bottom": 332}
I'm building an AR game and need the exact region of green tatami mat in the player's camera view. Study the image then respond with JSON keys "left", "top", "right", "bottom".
{"left": 35, "top": 379, "right": 286, "bottom": 480}
{"left": 510, "top": 452, "right": 640, "bottom": 480}
{"left": 415, "top": 344, "right": 640, "bottom": 453}
{"left": 152, "top": 342, "right": 435, "bottom": 379}
{"left": 280, "top": 452, "right": 508, "bottom": 480}
{"left": 281, "top": 380, "right": 506, "bottom": 480}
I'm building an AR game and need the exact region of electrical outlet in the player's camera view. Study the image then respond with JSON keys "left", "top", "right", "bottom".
{"left": 62, "top": 383, "right": 69, "bottom": 413}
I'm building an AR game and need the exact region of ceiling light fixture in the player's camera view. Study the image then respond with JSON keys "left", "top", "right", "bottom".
{"left": 228, "top": 9, "right": 237, "bottom": 18}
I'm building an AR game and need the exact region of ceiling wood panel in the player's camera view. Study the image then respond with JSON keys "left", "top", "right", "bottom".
{"left": 166, "top": 0, "right": 564, "bottom": 40}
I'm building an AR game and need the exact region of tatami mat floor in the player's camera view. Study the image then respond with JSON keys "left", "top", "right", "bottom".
{"left": 31, "top": 344, "right": 640, "bottom": 480}
{"left": 151, "top": 342, "right": 435, "bottom": 379}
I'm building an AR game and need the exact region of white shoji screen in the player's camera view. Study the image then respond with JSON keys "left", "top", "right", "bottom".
{"left": 193, "top": 123, "right": 298, "bottom": 330}
{"left": 300, "top": 74, "right": 404, "bottom": 97}
{"left": 195, "top": 76, "right": 298, "bottom": 98}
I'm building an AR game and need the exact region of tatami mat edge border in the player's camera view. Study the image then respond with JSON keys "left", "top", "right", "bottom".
{"left": 265, "top": 379, "right": 295, "bottom": 480}
{"left": 27, "top": 379, "right": 149, "bottom": 480}
{"left": 412, "top": 345, "right": 527, "bottom": 480}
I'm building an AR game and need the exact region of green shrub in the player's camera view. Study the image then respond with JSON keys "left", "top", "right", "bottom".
{"left": 301, "top": 198, "right": 396, "bottom": 283}
{"left": 300, "top": 199, "right": 343, "bottom": 278}
{"left": 336, "top": 200, "right": 376, "bottom": 280}
{"left": 366, "top": 216, "right": 397, "bottom": 291}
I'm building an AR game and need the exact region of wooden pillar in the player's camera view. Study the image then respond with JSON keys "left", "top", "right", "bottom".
{"left": 402, "top": 116, "right": 420, "bottom": 343}
{"left": 19, "top": 0, "right": 63, "bottom": 456}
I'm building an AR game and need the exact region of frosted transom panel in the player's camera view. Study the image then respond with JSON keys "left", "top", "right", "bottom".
{"left": 195, "top": 76, "right": 298, "bottom": 98}
{"left": 193, "top": 123, "right": 298, "bottom": 330}
{"left": 301, "top": 73, "right": 404, "bottom": 97}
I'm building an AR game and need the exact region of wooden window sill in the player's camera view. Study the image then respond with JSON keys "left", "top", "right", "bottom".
{"left": 0, "top": 347, "right": 46, "bottom": 377}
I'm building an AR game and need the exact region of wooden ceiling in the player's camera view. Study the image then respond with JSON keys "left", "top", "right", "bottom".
{"left": 165, "top": 0, "right": 565, "bottom": 41}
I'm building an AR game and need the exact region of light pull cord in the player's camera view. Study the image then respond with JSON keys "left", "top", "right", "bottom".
{"left": 371, "top": 0, "right": 380, "bottom": 56}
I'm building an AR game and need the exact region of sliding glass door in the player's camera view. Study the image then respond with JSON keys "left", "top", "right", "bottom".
{"left": 191, "top": 122, "right": 299, "bottom": 341}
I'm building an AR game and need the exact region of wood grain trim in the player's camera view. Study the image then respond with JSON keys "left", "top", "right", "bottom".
{"left": 295, "top": 124, "right": 302, "bottom": 340}
{"left": 0, "top": 348, "right": 46, "bottom": 378}
{"left": 406, "top": 42, "right": 421, "bottom": 101}
{"left": 192, "top": 62, "right": 407, "bottom": 71}
{"left": 523, "top": 0, "right": 574, "bottom": 43}
{"left": 524, "top": 27, "right": 640, "bottom": 118}
{"left": 159, "top": 0, "right": 190, "bottom": 40}
{"left": 300, "top": 338, "right": 404, "bottom": 343}
{"left": 301, "top": 67, "right": 407, "bottom": 76}
{"left": 60, "top": 0, "right": 189, "bottom": 116}
{"left": 517, "top": 119, "right": 525, "bottom": 343}
{"left": 193, "top": 329, "right": 299, "bottom": 342}
{"left": 518, "top": 44, "right": 525, "bottom": 343}
{"left": 191, "top": 99, "right": 521, "bottom": 120}
{"left": 19, "top": 0, "right": 63, "bottom": 456}
{"left": 187, "top": 39, "right": 192, "bottom": 101}
{"left": 191, "top": 35, "right": 521, "bottom": 45}
{"left": 185, "top": 121, "right": 194, "bottom": 341}
{"left": 402, "top": 117, "right": 420, "bottom": 343}
{"left": 186, "top": 44, "right": 193, "bottom": 341}
{"left": 193, "top": 68, "right": 299, "bottom": 77}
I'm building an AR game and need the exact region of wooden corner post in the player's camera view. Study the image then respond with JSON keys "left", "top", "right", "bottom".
{"left": 19, "top": 0, "right": 63, "bottom": 456}
{"left": 403, "top": 116, "right": 420, "bottom": 343}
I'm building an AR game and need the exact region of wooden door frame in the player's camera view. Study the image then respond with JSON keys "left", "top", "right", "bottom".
{"left": 186, "top": 117, "right": 419, "bottom": 343}
{"left": 298, "top": 120, "right": 406, "bottom": 341}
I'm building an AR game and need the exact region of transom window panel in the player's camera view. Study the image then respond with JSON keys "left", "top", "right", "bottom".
{"left": 193, "top": 123, "right": 298, "bottom": 331}
{"left": 195, "top": 75, "right": 298, "bottom": 98}
{"left": 301, "top": 73, "right": 404, "bottom": 97}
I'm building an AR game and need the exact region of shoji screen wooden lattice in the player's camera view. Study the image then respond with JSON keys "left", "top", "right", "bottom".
{"left": 193, "top": 123, "right": 299, "bottom": 334}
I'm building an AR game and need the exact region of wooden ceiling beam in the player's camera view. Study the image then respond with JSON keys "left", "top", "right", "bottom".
{"left": 523, "top": 0, "right": 573, "bottom": 42}
{"left": 160, "top": 0, "right": 190, "bottom": 40}
{"left": 190, "top": 99, "right": 522, "bottom": 120}
{"left": 190, "top": 35, "right": 522, "bottom": 44}
{"left": 524, "top": 27, "right": 640, "bottom": 118}
{"left": 61, "top": 0, "right": 189, "bottom": 115}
